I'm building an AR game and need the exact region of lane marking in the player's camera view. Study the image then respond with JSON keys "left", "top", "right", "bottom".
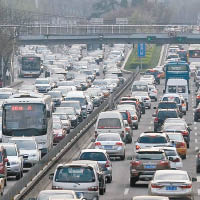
{"left": 195, "top": 139, "right": 198, "bottom": 143}
{"left": 195, "top": 132, "right": 198, "bottom": 136}
{"left": 148, "top": 126, "right": 152, "bottom": 130}
{"left": 197, "top": 176, "right": 200, "bottom": 182}
{"left": 198, "top": 189, "right": 200, "bottom": 196}
{"left": 195, "top": 147, "right": 199, "bottom": 151}
{"left": 194, "top": 122, "right": 197, "bottom": 125}
{"left": 150, "top": 121, "right": 153, "bottom": 124}
{"left": 194, "top": 127, "right": 197, "bottom": 130}
{"left": 124, "top": 188, "right": 129, "bottom": 196}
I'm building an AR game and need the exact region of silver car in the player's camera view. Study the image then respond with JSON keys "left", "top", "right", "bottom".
{"left": 78, "top": 149, "right": 112, "bottom": 183}
{"left": 0, "top": 143, "right": 23, "bottom": 180}
{"left": 132, "top": 196, "right": 169, "bottom": 200}
{"left": 148, "top": 170, "right": 196, "bottom": 200}
{"left": 94, "top": 133, "right": 125, "bottom": 160}
{"left": 10, "top": 137, "right": 41, "bottom": 170}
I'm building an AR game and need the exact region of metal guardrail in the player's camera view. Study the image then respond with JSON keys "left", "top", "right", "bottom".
{"left": 2, "top": 70, "right": 139, "bottom": 200}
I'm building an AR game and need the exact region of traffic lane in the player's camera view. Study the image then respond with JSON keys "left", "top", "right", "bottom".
{"left": 103, "top": 79, "right": 200, "bottom": 200}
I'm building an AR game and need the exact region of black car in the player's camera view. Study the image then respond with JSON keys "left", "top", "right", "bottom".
{"left": 194, "top": 104, "right": 200, "bottom": 122}
{"left": 153, "top": 109, "right": 179, "bottom": 132}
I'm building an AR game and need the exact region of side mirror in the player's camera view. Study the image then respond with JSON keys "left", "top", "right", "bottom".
{"left": 49, "top": 173, "right": 54, "bottom": 180}
{"left": 4, "top": 158, "right": 8, "bottom": 162}
{"left": 91, "top": 138, "right": 95, "bottom": 143}
{"left": 47, "top": 110, "right": 51, "bottom": 118}
{"left": 192, "top": 177, "right": 197, "bottom": 182}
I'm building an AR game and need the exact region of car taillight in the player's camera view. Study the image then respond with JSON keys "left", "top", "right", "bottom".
{"left": 181, "top": 131, "right": 188, "bottom": 136}
{"left": 180, "top": 184, "right": 192, "bottom": 189}
{"left": 52, "top": 186, "right": 63, "bottom": 190}
{"left": 136, "top": 145, "right": 140, "bottom": 150}
{"left": 197, "top": 95, "right": 200, "bottom": 99}
{"left": 145, "top": 98, "right": 149, "bottom": 100}
{"left": 116, "top": 142, "right": 123, "bottom": 146}
{"left": 176, "top": 142, "right": 186, "bottom": 148}
{"left": 95, "top": 142, "right": 101, "bottom": 146}
{"left": 131, "top": 160, "right": 142, "bottom": 167}
{"left": 154, "top": 117, "right": 158, "bottom": 123}
{"left": 105, "top": 161, "right": 111, "bottom": 168}
{"left": 88, "top": 186, "right": 98, "bottom": 191}
{"left": 151, "top": 183, "right": 163, "bottom": 189}
{"left": 159, "top": 160, "right": 169, "bottom": 167}
{"left": 173, "top": 158, "right": 180, "bottom": 162}
{"left": 153, "top": 90, "right": 157, "bottom": 93}
{"left": 133, "top": 116, "right": 138, "bottom": 120}
{"left": 125, "top": 127, "right": 130, "bottom": 132}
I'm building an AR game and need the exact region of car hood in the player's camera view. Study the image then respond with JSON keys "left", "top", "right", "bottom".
{"left": 19, "top": 149, "right": 37, "bottom": 155}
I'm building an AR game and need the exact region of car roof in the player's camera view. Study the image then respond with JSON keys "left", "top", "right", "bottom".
{"left": 39, "top": 190, "right": 76, "bottom": 195}
{"left": 10, "top": 137, "right": 36, "bottom": 141}
{"left": 97, "top": 133, "right": 121, "bottom": 137}
{"left": 132, "top": 196, "right": 169, "bottom": 200}
{"left": 140, "top": 132, "right": 167, "bottom": 137}
{"left": 81, "top": 149, "right": 107, "bottom": 153}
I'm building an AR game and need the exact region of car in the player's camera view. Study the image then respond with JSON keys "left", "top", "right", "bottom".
{"left": 148, "top": 85, "right": 158, "bottom": 101}
{"left": 124, "top": 120, "right": 133, "bottom": 143}
{"left": 30, "top": 189, "right": 82, "bottom": 200}
{"left": 71, "top": 160, "right": 106, "bottom": 195}
{"left": 50, "top": 163, "right": 100, "bottom": 200}
{"left": 194, "top": 70, "right": 200, "bottom": 87}
{"left": 132, "top": 91, "right": 151, "bottom": 109}
{"left": 9, "top": 137, "right": 41, "bottom": 170}
{"left": 129, "top": 148, "right": 170, "bottom": 186}
{"left": 117, "top": 109, "right": 133, "bottom": 128}
{"left": 148, "top": 170, "right": 196, "bottom": 200}
{"left": 145, "top": 69, "right": 161, "bottom": 84}
{"left": 78, "top": 149, "right": 112, "bottom": 183}
{"left": 153, "top": 146, "right": 183, "bottom": 169}
{"left": 0, "top": 143, "right": 23, "bottom": 180}
{"left": 153, "top": 109, "right": 179, "bottom": 132}
{"left": 194, "top": 103, "right": 200, "bottom": 121}
{"left": 0, "top": 146, "right": 8, "bottom": 186}
{"left": 35, "top": 78, "right": 52, "bottom": 93}
{"left": 132, "top": 196, "right": 169, "bottom": 200}
{"left": 162, "top": 123, "right": 190, "bottom": 148}
{"left": 135, "top": 132, "right": 172, "bottom": 150}
{"left": 48, "top": 91, "right": 63, "bottom": 107}
{"left": 94, "top": 133, "right": 126, "bottom": 160}
{"left": 165, "top": 132, "right": 187, "bottom": 159}
{"left": 53, "top": 121, "right": 67, "bottom": 144}
{"left": 195, "top": 91, "right": 200, "bottom": 107}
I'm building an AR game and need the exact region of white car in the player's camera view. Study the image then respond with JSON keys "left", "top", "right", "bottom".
{"left": 148, "top": 170, "right": 196, "bottom": 200}
{"left": 132, "top": 91, "right": 151, "bottom": 109}
{"left": 148, "top": 85, "right": 158, "bottom": 101}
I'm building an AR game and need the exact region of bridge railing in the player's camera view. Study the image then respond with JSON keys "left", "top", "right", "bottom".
{"left": 17, "top": 25, "right": 196, "bottom": 36}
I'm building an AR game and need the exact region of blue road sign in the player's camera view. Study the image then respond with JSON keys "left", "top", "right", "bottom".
{"left": 137, "top": 43, "right": 146, "bottom": 57}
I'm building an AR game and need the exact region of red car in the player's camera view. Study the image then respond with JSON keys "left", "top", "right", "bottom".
{"left": 53, "top": 121, "right": 67, "bottom": 144}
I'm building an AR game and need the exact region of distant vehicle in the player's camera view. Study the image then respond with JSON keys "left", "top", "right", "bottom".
{"left": 18, "top": 55, "right": 41, "bottom": 78}
{"left": 188, "top": 44, "right": 200, "bottom": 64}
{"left": 2, "top": 93, "right": 53, "bottom": 156}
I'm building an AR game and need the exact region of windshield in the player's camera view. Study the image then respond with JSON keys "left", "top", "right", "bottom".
{"left": 22, "top": 57, "right": 40, "bottom": 71}
{"left": 155, "top": 173, "right": 188, "bottom": 181}
{"left": 35, "top": 79, "right": 49, "bottom": 84}
{"left": 167, "top": 65, "right": 188, "bottom": 71}
{"left": 138, "top": 136, "right": 167, "bottom": 143}
{"left": 65, "top": 97, "right": 86, "bottom": 107}
{"left": 53, "top": 122, "right": 62, "bottom": 129}
{"left": 48, "top": 92, "right": 61, "bottom": 98}
{"left": 61, "top": 102, "right": 80, "bottom": 110}
{"left": 120, "top": 112, "right": 128, "bottom": 120}
{"left": 136, "top": 152, "right": 164, "bottom": 160}
{"left": 167, "top": 134, "right": 183, "bottom": 141}
{"left": 97, "top": 134, "right": 120, "bottom": 141}
{"left": 0, "top": 93, "right": 11, "bottom": 99}
{"left": 97, "top": 118, "right": 121, "bottom": 129}
{"left": 38, "top": 193, "right": 74, "bottom": 200}
{"left": 80, "top": 152, "right": 107, "bottom": 161}
{"left": 4, "top": 146, "right": 17, "bottom": 156}
{"left": 164, "top": 124, "right": 185, "bottom": 131}
{"left": 164, "top": 150, "right": 177, "bottom": 156}
{"left": 3, "top": 104, "right": 46, "bottom": 133}
{"left": 158, "top": 103, "right": 177, "bottom": 109}
{"left": 56, "top": 108, "right": 75, "bottom": 115}
{"left": 132, "top": 85, "right": 148, "bottom": 92}
{"left": 55, "top": 166, "right": 95, "bottom": 183}
{"left": 162, "top": 97, "right": 180, "bottom": 104}
{"left": 158, "top": 111, "right": 178, "bottom": 119}
{"left": 12, "top": 140, "right": 36, "bottom": 150}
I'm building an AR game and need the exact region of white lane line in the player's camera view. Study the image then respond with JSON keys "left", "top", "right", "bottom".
{"left": 148, "top": 126, "right": 152, "bottom": 130}
{"left": 195, "top": 139, "right": 198, "bottom": 143}
{"left": 195, "top": 147, "right": 199, "bottom": 151}
{"left": 195, "top": 132, "right": 198, "bottom": 136}
{"left": 124, "top": 188, "right": 129, "bottom": 196}
{"left": 194, "top": 122, "right": 197, "bottom": 125}
{"left": 197, "top": 176, "right": 200, "bottom": 182}
{"left": 198, "top": 189, "right": 200, "bottom": 196}
{"left": 150, "top": 121, "right": 153, "bottom": 124}
{"left": 194, "top": 127, "right": 197, "bottom": 130}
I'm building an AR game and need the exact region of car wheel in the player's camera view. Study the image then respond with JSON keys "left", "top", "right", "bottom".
{"left": 130, "top": 177, "right": 137, "bottom": 187}
{"left": 4, "top": 178, "right": 7, "bottom": 187}
{"left": 187, "top": 143, "right": 190, "bottom": 148}
{"left": 120, "top": 152, "right": 125, "bottom": 161}
{"left": 194, "top": 117, "right": 198, "bottom": 122}
{"left": 155, "top": 98, "right": 157, "bottom": 102}
{"left": 182, "top": 154, "right": 186, "bottom": 159}
{"left": 183, "top": 111, "right": 186, "bottom": 115}
{"left": 107, "top": 176, "right": 112, "bottom": 183}
{"left": 135, "top": 125, "right": 138, "bottom": 130}
{"left": 99, "top": 188, "right": 104, "bottom": 195}
{"left": 16, "top": 172, "right": 21, "bottom": 180}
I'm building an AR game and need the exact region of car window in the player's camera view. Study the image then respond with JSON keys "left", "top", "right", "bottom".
{"left": 158, "top": 111, "right": 178, "bottom": 119}
{"left": 97, "top": 118, "right": 121, "bottom": 129}
{"left": 138, "top": 136, "right": 167, "bottom": 144}
{"left": 0, "top": 152, "right": 2, "bottom": 162}
{"left": 136, "top": 152, "right": 165, "bottom": 160}
{"left": 167, "top": 134, "right": 184, "bottom": 141}
{"left": 158, "top": 103, "right": 177, "bottom": 109}
{"left": 55, "top": 166, "right": 95, "bottom": 183}
{"left": 97, "top": 135, "right": 120, "bottom": 141}
{"left": 80, "top": 152, "right": 107, "bottom": 161}
{"left": 155, "top": 173, "right": 188, "bottom": 181}
{"left": 164, "top": 150, "right": 177, "bottom": 156}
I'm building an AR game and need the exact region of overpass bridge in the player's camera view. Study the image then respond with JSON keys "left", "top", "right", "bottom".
{"left": 2, "top": 24, "right": 200, "bottom": 44}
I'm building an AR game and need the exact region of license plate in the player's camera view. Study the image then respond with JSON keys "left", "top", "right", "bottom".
{"left": 104, "top": 145, "right": 113, "bottom": 149}
{"left": 166, "top": 186, "right": 177, "bottom": 191}
{"left": 144, "top": 165, "right": 156, "bottom": 169}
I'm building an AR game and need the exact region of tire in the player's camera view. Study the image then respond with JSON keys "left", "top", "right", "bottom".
{"left": 16, "top": 173, "right": 21, "bottom": 180}
{"left": 130, "top": 177, "right": 137, "bottom": 187}
{"left": 107, "top": 176, "right": 112, "bottom": 183}
{"left": 99, "top": 188, "right": 104, "bottom": 195}
{"left": 135, "top": 125, "right": 138, "bottom": 130}
{"left": 155, "top": 98, "right": 157, "bottom": 102}
{"left": 182, "top": 154, "right": 186, "bottom": 159}
{"left": 187, "top": 143, "right": 190, "bottom": 148}
{"left": 4, "top": 178, "right": 7, "bottom": 187}
{"left": 194, "top": 117, "right": 198, "bottom": 122}
{"left": 183, "top": 111, "right": 186, "bottom": 115}
{"left": 120, "top": 152, "right": 125, "bottom": 161}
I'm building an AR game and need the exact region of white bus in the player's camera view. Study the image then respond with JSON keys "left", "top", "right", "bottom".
{"left": 18, "top": 55, "right": 41, "bottom": 78}
{"left": 2, "top": 93, "right": 53, "bottom": 156}
{"left": 188, "top": 44, "right": 200, "bottom": 64}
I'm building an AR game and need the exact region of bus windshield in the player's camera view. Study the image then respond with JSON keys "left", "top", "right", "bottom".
{"left": 3, "top": 104, "right": 46, "bottom": 135}
{"left": 167, "top": 65, "right": 188, "bottom": 71}
{"left": 22, "top": 57, "right": 40, "bottom": 71}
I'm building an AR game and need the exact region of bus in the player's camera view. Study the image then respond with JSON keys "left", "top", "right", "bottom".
{"left": 188, "top": 44, "right": 200, "bottom": 64}
{"left": 18, "top": 55, "right": 41, "bottom": 78}
{"left": 2, "top": 93, "right": 53, "bottom": 156}
{"left": 164, "top": 61, "right": 190, "bottom": 92}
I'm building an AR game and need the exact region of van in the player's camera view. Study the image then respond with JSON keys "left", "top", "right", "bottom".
{"left": 165, "top": 79, "right": 188, "bottom": 108}
{"left": 95, "top": 111, "right": 125, "bottom": 139}
{"left": 64, "top": 91, "right": 88, "bottom": 118}
{"left": 50, "top": 163, "right": 100, "bottom": 200}
{"left": 131, "top": 81, "right": 149, "bottom": 95}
